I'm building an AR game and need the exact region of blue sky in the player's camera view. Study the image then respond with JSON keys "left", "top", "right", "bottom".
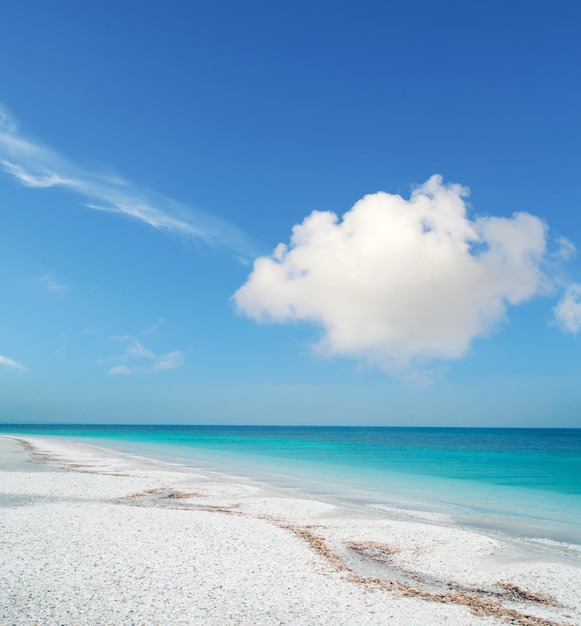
{"left": 1, "top": 1, "right": 580, "bottom": 426}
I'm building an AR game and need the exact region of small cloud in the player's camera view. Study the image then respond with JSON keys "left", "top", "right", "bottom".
{"left": 554, "top": 237, "right": 576, "bottom": 261}
{"left": 104, "top": 334, "right": 184, "bottom": 374}
{"left": 123, "top": 339, "right": 155, "bottom": 360}
{"left": 41, "top": 273, "right": 70, "bottom": 294}
{"left": 107, "top": 365, "right": 132, "bottom": 376}
{"left": 554, "top": 283, "right": 581, "bottom": 334}
{"left": 0, "top": 107, "right": 16, "bottom": 132}
{"left": 0, "top": 355, "right": 28, "bottom": 373}
{"left": 145, "top": 317, "right": 166, "bottom": 334}
{"left": 109, "top": 334, "right": 134, "bottom": 342}
{"left": 153, "top": 350, "right": 184, "bottom": 371}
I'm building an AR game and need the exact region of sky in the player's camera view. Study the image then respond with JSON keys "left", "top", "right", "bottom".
{"left": 1, "top": 0, "right": 580, "bottom": 427}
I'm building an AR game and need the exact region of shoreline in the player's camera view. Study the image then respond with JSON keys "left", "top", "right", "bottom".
{"left": 2, "top": 425, "right": 578, "bottom": 548}
{"left": 1, "top": 435, "right": 579, "bottom": 625}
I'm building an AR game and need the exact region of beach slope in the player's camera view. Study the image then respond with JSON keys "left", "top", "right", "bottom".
{"left": 1, "top": 436, "right": 579, "bottom": 625}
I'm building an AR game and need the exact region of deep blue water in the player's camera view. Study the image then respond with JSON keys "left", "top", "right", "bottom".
{"left": 1, "top": 424, "right": 580, "bottom": 543}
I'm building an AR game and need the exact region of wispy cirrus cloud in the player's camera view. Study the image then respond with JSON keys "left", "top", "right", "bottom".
{"left": 107, "top": 365, "right": 132, "bottom": 376}
{"left": 41, "top": 273, "right": 70, "bottom": 293}
{"left": 152, "top": 350, "right": 184, "bottom": 371}
{"left": 0, "top": 105, "right": 257, "bottom": 259}
{"left": 145, "top": 317, "right": 166, "bottom": 334}
{"left": 0, "top": 355, "right": 28, "bottom": 373}
{"left": 106, "top": 335, "right": 184, "bottom": 375}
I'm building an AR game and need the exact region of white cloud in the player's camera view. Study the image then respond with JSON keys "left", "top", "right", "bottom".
{"left": 41, "top": 273, "right": 70, "bottom": 293}
{"left": 234, "top": 175, "right": 562, "bottom": 374}
{"left": 554, "top": 236, "right": 576, "bottom": 261}
{"left": 107, "top": 365, "right": 132, "bottom": 376}
{"left": 0, "top": 104, "right": 257, "bottom": 259}
{"left": 145, "top": 317, "right": 166, "bottom": 334}
{"left": 0, "top": 107, "right": 16, "bottom": 133}
{"left": 106, "top": 335, "right": 184, "bottom": 374}
{"left": 153, "top": 350, "right": 184, "bottom": 370}
{"left": 554, "top": 283, "right": 581, "bottom": 334}
{"left": 0, "top": 355, "right": 28, "bottom": 373}
{"left": 109, "top": 334, "right": 134, "bottom": 342}
{"left": 122, "top": 339, "right": 155, "bottom": 361}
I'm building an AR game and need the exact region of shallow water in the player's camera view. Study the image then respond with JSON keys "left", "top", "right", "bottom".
{"left": 1, "top": 425, "right": 580, "bottom": 543}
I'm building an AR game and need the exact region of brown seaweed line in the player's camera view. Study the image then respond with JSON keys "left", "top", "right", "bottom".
{"left": 262, "top": 517, "right": 569, "bottom": 626}
{"left": 347, "top": 541, "right": 560, "bottom": 607}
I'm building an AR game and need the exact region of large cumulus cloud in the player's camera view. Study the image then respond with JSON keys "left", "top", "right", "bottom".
{"left": 233, "top": 176, "right": 563, "bottom": 372}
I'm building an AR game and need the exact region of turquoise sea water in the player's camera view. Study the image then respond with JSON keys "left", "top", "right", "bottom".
{"left": 1, "top": 425, "right": 580, "bottom": 544}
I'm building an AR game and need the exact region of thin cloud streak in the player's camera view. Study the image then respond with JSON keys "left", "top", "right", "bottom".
{"left": 0, "top": 105, "right": 258, "bottom": 259}
{"left": 107, "top": 365, "right": 131, "bottom": 376}
{"left": 0, "top": 355, "right": 29, "bottom": 373}
{"left": 41, "top": 273, "right": 70, "bottom": 293}
{"left": 106, "top": 335, "right": 185, "bottom": 375}
{"left": 153, "top": 350, "right": 184, "bottom": 370}
{"left": 145, "top": 317, "right": 166, "bottom": 334}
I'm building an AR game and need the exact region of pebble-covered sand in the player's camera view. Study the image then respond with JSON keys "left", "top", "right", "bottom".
{"left": 1, "top": 436, "right": 579, "bottom": 625}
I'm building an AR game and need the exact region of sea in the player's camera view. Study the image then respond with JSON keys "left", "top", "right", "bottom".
{"left": 1, "top": 424, "right": 580, "bottom": 545}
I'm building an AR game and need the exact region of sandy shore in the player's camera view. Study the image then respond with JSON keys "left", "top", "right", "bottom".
{"left": 0, "top": 436, "right": 579, "bottom": 625}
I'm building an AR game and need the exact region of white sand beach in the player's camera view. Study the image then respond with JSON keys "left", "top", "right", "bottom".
{"left": 1, "top": 436, "right": 579, "bottom": 625}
